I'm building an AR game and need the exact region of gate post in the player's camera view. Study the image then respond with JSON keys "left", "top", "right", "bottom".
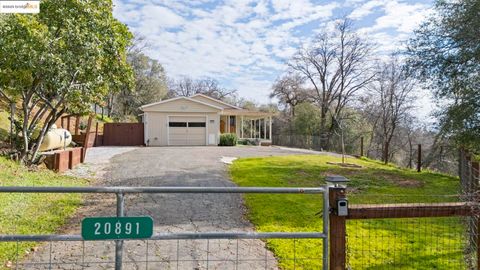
{"left": 329, "top": 187, "right": 347, "bottom": 270}
{"left": 417, "top": 144, "right": 422, "bottom": 172}
{"left": 360, "top": 136, "right": 364, "bottom": 157}
{"left": 115, "top": 193, "right": 125, "bottom": 270}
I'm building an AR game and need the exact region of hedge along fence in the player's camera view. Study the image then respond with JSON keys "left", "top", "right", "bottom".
{"left": 219, "top": 133, "right": 238, "bottom": 146}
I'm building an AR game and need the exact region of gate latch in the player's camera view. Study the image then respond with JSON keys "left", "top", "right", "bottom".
{"left": 336, "top": 198, "right": 348, "bottom": 216}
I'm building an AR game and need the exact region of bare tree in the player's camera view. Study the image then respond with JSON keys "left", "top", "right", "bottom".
{"left": 168, "top": 77, "right": 237, "bottom": 100}
{"left": 368, "top": 56, "right": 416, "bottom": 164}
{"left": 270, "top": 73, "right": 309, "bottom": 116}
{"left": 288, "top": 18, "right": 375, "bottom": 149}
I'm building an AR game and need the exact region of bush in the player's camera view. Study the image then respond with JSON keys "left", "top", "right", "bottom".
{"left": 238, "top": 138, "right": 258, "bottom": 146}
{"left": 219, "top": 133, "right": 238, "bottom": 146}
{"left": 237, "top": 139, "right": 248, "bottom": 145}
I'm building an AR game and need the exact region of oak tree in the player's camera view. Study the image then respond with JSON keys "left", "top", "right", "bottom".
{"left": 0, "top": 0, "right": 133, "bottom": 163}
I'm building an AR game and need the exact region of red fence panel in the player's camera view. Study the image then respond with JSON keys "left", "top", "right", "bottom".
{"left": 103, "top": 123, "right": 144, "bottom": 146}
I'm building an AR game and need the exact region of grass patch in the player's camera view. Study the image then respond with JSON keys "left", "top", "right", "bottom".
{"left": 95, "top": 113, "right": 113, "bottom": 123}
{"left": 0, "top": 156, "right": 88, "bottom": 268}
{"left": 0, "top": 111, "right": 9, "bottom": 142}
{"left": 230, "top": 155, "right": 465, "bottom": 269}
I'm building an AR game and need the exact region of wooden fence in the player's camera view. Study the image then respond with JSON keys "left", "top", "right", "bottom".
{"left": 329, "top": 187, "right": 479, "bottom": 270}
{"left": 103, "top": 123, "right": 144, "bottom": 146}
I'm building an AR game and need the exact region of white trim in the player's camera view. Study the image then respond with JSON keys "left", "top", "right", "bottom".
{"left": 227, "top": 115, "right": 230, "bottom": 133}
{"left": 190, "top": 93, "right": 242, "bottom": 110}
{"left": 203, "top": 115, "right": 208, "bottom": 146}
{"left": 264, "top": 118, "right": 267, "bottom": 139}
{"left": 269, "top": 116, "right": 272, "bottom": 141}
{"left": 167, "top": 115, "right": 208, "bottom": 146}
{"left": 241, "top": 116, "right": 244, "bottom": 138}
{"left": 141, "top": 96, "right": 224, "bottom": 111}
{"left": 144, "top": 113, "right": 148, "bottom": 145}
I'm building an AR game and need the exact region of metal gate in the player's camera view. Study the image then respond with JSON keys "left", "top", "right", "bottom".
{"left": 0, "top": 186, "right": 329, "bottom": 270}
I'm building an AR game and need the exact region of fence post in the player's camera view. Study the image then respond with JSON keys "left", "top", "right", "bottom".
{"left": 360, "top": 137, "right": 364, "bottom": 157}
{"left": 81, "top": 115, "right": 93, "bottom": 162}
{"left": 115, "top": 193, "right": 125, "bottom": 270}
{"left": 417, "top": 144, "right": 422, "bottom": 172}
{"left": 67, "top": 116, "right": 71, "bottom": 132}
{"left": 472, "top": 161, "right": 479, "bottom": 191}
{"left": 94, "top": 122, "right": 99, "bottom": 147}
{"left": 329, "top": 187, "right": 347, "bottom": 270}
{"left": 75, "top": 116, "right": 80, "bottom": 135}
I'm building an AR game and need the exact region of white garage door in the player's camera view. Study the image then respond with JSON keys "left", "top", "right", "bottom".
{"left": 168, "top": 116, "right": 206, "bottom": 146}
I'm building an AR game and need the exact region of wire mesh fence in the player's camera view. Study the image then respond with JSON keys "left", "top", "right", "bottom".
{"left": 345, "top": 193, "right": 479, "bottom": 270}
{"left": 272, "top": 134, "right": 363, "bottom": 155}
{"left": 6, "top": 238, "right": 326, "bottom": 270}
{"left": 459, "top": 149, "right": 480, "bottom": 199}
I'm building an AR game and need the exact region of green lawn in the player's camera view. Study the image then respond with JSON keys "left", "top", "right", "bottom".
{"left": 230, "top": 155, "right": 469, "bottom": 270}
{"left": 0, "top": 157, "right": 88, "bottom": 268}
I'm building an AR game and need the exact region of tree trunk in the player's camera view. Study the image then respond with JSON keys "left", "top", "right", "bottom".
{"left": 319, "top": 106, "right": 328, "bottom": 150}
{"left": 383, "top": 140, "right": 389, "bottom": 164}
{"left": 30, "top": 109, "right": 65, "bottom": 164}
{"left": 20, "top": 98, "right": 31, "bottom": 163}
{"left": 407, "top": 136, "right": 413, "bottom": 169}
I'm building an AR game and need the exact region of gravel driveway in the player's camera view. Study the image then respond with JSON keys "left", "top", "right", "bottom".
{"left": 25, "top": 146, "right": 321, "bottom": 269}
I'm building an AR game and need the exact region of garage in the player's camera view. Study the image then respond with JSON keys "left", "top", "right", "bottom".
{"left": 168, "top": 116, "right": 206, "bottom": 146}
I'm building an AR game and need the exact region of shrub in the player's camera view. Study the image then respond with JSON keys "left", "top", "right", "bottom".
{"left": 238, "top": 138, "right": 258, "bottom": 146}
{"left": 219, "top": 133, "right": 238, "bottom": 146}
{"left": 237, "top": 139, "right": 248, "bottom": 145}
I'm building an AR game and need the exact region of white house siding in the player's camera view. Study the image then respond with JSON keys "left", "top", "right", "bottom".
{"left": 144, "top": 112, "right": 220, "bottom": 146}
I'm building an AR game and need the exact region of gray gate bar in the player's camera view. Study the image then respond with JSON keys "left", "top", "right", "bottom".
{"left": 0, "top": 232, "right": 327, "bottom": 242}
{"left": 0, "top": 185, "right": 329, "bottom": 270}
{"left": 0, "top": 186, "right": 325, "bottom": 193}
{"left": 115, "top": 193, "right": 125, "bottom": 270}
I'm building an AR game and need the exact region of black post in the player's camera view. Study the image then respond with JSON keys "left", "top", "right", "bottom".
{"left": 360, "top": 136, "right": 364, "bottom": 157}
{"left": 417, "top": 144, "right": 422, "bottom": 172}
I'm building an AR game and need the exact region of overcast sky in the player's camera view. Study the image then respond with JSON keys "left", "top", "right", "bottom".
{"left": 112, "top": 0, "right": 435, "bottom": 121}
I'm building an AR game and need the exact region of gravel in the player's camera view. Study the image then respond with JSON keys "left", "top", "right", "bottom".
{"left": 23, "top": 146, "right": 325, "bottom": 269}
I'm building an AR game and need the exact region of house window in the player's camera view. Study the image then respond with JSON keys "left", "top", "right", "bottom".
{"left": 229, "top": 116, "right": 236, "bottom": 127}
{"left": 169, "top": 122, "right": 187, "bottom": 127}
{"left": 188, "top": 122, "right": 206, "bottom": 127}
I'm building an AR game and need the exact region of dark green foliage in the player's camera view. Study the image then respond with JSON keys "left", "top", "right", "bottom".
{"left": 0, "top": 0, "right": 134, "bottom": 163}
{"left": 237, "top": 138, "right": 257, "bottom": 146}
{"left": 407, "top": 0, "right": 480, "bottom": 152}
{"left": 219, "top": 133, "right": 238, "bottom": 146}
{"left": 237, "top": 139, "right": 248, "bottom": 145}
{"left": 114, "top": 50, "right": 168, "bottom": 117}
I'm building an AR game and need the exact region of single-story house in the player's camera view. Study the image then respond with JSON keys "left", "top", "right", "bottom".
{"left": 140, "top": 94, "right": 274, "bottom": 146}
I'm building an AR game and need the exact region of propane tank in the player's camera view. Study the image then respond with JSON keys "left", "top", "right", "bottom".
{"left": 39, "top": 124, "right": 72, "bottom": 151}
